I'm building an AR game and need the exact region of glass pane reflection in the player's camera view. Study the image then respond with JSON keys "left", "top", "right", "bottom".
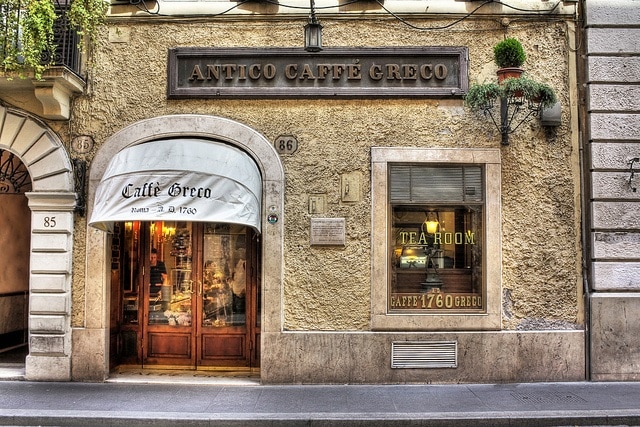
{"left": 202, "top": 224, "right": 247, "bottom": 327}
{"left": 148, "top": 221, "right": 193, "bottom": 326}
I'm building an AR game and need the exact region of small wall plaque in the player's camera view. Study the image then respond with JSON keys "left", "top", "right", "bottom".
{"left": 71, "top": 136, "right": 94, "bottom": 154}
{"left": 274, "top": 135, "right": 298, "bottom": 155}
{"left": 308, "top": 195, "right": 326, "bottom": 214}
{"left": 310, "top": 218, "right": 345, "bottom": 246}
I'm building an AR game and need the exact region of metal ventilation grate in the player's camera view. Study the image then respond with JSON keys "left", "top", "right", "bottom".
{"left": 391, "top": 341, "right": 458, "bottom": 369}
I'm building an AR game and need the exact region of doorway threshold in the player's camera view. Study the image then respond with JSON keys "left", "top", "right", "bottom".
{"left": 0, "top": 345, "right": 27, "bottom": 381}
{"left": 107, "top": 365, "right": 260, "bottom": 386}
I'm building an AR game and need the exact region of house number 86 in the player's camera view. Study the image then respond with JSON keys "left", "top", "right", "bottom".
{"left": 274, "top": 135, "right": 298, "bottom": 155}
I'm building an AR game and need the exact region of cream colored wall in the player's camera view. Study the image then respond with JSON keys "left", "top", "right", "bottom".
{"left": 70, "top": 16, "right": 581, "bottom": 333}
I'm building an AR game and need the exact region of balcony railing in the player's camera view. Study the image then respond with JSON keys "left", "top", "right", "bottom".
{"left": 49, "top": 0, "right": 82, "bottom": 75}
{"left": 1, "top": 0, "right": 82, "bottom": 77}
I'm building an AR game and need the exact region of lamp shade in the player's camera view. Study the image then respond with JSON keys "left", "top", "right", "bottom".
{"left": 304, "top": 20, "right": 323, "bottom": 52}
{"left": 425, "top": 220, "right": 439, "bottom": 234}
{"left": 424, "top": 212, "right": 439, "bottom": 234}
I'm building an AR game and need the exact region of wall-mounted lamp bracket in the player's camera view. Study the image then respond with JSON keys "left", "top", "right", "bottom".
{"left": 72, "top": 158, "right": 87, "bottom": 216}
{"left": 479, "top": 96, "right": 543, "bottom": 146}
{"left": 466, "top": 78, "right": 559, "bottom": 145}
{"left": 628, "top": 157, "right": 640, "bottom": 193}
{"left": 304, "top": 0, "right": 323, "bottom": 52}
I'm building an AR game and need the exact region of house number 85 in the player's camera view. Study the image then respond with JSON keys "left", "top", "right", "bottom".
{"left": 43, "top": 217, "right": 57, "bottom": 227}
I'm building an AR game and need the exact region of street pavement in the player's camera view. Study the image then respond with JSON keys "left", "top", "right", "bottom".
{"left": 2, "top": 368, "right": 640, "bottom": 427}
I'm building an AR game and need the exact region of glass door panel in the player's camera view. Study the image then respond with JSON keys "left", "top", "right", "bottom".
{"left": 198, "top": 224, "right": 251, "bottom": 367}
{"left": 147, "top": 222, "right": 194, "bottom": 326}
{"left": 122, "top": 221, "right": 140, "bottom": 325}
{"left": 116, "top": 221, "right": 143, "bottom": 365}
{"left": 143, "top": 221, "right": 196, "bottom": 366}
{"left": 202, "top": 224, "right": 247, "bottom": 327}
{"left": 116, "top": 220, "right": 258, "bottom": 368}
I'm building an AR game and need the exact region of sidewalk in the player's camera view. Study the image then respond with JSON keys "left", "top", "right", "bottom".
{"left": 2, "top": 372, "right": 640, "bottom": 427}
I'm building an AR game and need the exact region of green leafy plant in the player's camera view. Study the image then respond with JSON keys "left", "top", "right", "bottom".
{"left": 531, "top": 81, "right": 557, "bottom": 109}
{"left": 1, "top": 0, "right": 56, "bottom": 78}
{"left": 501, "top": 76, "right": 557, "bottom": 108}
{"left": 466, "top": 75, "right": 556, "bottom": 110}
{"left": 464, "top": 82, "right": 502, "bottom": 110}
{"left": 1, "top": 0, "right": 107, "bottom": 79}
{"left": 493, "top": 37, "right": 526, "bottom": 68}
{"left": 467, "top": 41, "right": 557, "bottom": 145}
{"left": 68, "top": 0, "right": 108, "bottom": 49}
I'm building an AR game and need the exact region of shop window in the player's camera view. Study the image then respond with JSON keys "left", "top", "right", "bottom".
{"left": 390, "top": 165, "right": 484, "bottom": 312}
{"left": 371, "top": 148, "right": 502, "bottom": 331}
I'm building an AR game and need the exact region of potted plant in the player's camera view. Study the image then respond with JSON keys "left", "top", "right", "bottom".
{"left": 465, "top": 40, "right": 558, "bottom": 145}
{"left": 530, "top": 81, "right": 557, "bottom": 109}
{"left": 1, "top": 0, "right": 108, "bottom": 79}
{"left": 493, "top": 37, "right": 527, "bottom": 82}
{"left": 501, "top": 75, "right": 538, "bottom": 100}
{"left": 1, "top": 0, "right": 56, "bottom": 78}
{"left": 464, "top": 82, "right": 502, "bottom": 110}
{"left": 493, "top": 76, "right": 557, "bottom": 109}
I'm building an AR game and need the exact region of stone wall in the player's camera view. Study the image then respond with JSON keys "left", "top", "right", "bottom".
{"left": 74, "top": 15, "right": 582, "bottom": 328}
{"left": 585, "top": 0, "right": 640, "bottom": 381}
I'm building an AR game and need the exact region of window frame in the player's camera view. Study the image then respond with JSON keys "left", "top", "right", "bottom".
{"left": 371, "top": 147, "right": 502, "bottom": 331}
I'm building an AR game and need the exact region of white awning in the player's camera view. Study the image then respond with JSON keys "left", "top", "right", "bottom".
{"left": 89, "top": 138, "right": 262, "bottom": 233}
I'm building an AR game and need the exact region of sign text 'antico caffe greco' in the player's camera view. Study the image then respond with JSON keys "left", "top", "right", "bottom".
{"left": 168, "top": 47, "right": 468, "bottom": 98}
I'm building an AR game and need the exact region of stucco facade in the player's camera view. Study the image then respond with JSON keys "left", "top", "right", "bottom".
{"left": 0, "top": 0, "right": 591, "bottom": 383}
{"left": 71, "top": 1, "right": 583, "bottom": 383}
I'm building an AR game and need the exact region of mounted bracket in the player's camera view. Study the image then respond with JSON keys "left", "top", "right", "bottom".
{"left": 73, "top": 158, "right": 87, "bottom": 216}
{"left": 628, "top": 157, "right": 639, "bottom": 193}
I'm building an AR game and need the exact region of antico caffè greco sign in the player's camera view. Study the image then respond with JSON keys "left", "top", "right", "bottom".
{"left": 168, "top": 47, "right": 468, "bottom": 98}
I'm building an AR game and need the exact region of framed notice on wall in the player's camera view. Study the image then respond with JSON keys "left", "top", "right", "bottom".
{"left": 310, "top": 218, "right": 346, "bottom": 246}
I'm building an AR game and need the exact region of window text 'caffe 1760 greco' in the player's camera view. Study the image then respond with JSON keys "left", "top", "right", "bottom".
{"left": 390, "top": 199, "right": 484, "bottom": 312}
{"left": 168, "top": 47, "right": 469, "bottom": 98}
{"left": 391, "top": 228, "right": 482, "bottom": 311}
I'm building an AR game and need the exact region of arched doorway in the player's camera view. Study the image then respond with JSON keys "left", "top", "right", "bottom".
{"left": 84, "top": 115, "right": 284, "bottom": 379}
{"left": 0, "top": 149, "right": 31, "bottom": 361}
{"left": 0, "top": 105, "right": 76, "bottom": 381}
{"left": 90, "top": 138, "right": 263, "bottom": 369}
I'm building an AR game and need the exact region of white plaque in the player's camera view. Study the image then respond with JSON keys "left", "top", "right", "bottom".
{"left": 310, "top": 218, "right": 345, "bottom": 246}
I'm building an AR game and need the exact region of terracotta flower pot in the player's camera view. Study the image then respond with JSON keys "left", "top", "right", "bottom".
{"left": 497, "top": 67, "right": 524, "bottom": 83}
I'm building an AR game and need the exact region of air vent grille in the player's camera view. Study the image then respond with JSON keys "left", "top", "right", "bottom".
{"left": 391, "top": 341, "right": 458, "bottom": 369}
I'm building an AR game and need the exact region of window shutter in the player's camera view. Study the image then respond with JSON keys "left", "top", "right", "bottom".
{"left": 389, "top": 165, "right": 483, "bottom": 203}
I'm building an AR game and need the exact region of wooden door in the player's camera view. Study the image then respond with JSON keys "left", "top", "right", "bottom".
{"left": 142, "top": 221, "right": 196, "bottom": 367}
{"left": 195, "top": 224, "right": 259, "bottom": 368}
{"left": 116, "top": 221, "right": 259, "bottom": 368}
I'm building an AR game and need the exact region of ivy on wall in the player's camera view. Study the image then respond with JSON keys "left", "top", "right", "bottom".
{"left": 68, "top": 0, "right": 108, "bottom": 50}
{"left": 0, "top": 0, "right": 107, "bottom": 78}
